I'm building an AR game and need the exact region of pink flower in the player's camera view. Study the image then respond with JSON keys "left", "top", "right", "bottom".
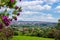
{"left": 10, "top": 0, "right": 14, "bottom": 3}
{"left": 2, "top": 16, "right": 8, "bottom": 20}
{"left": 2, "top": 16, "right": 10, "bottom": 26}
{"left": 15, "top": 6, "right": 19, "bottom": 9}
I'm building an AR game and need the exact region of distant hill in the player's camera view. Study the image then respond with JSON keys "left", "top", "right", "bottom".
{"left": 11, "top": 21, "right": 57, "bottom": 27}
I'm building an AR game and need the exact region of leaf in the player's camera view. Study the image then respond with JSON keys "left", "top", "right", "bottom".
{"left": 12, "top": 10, "right": 18, "bottom": 15}
{"left": 5, "top": 13, "right": 10, "bottom": 16}
{"left": 18, "top": 7, "right": 22, "bottom": 12}
{"left": 0, "top": 18, "right": 2, "bottom": 21}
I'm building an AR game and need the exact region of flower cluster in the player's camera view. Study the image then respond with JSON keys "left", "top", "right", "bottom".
{"left": 0, "top": 0, "right": 22, "bottom": 40}
{"left": 0, "top": 0, "right": 22, "bottom": 28}
{"left": 2, "top": 16, "right": 10, "bottom": 26}
{"left": 10, "top": 0, "right": 14, "bottom": 3}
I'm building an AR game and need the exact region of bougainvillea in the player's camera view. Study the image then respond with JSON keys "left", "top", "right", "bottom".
{"left": 0, "top": 0, "right": 22, "bottom": 40}
{"left": 0, "top": 0, "right": 22, "bottom": 28}
{"left": 10, "top": 0, "right": 14, "bottom": 3}
{"left": 2, "top": 16, "right": 10, "bottom": 26}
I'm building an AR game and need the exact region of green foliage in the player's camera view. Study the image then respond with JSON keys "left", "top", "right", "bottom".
{"left": 54, "top": 19, "right": 60, "bottom": 40}
{"left": 0, "top": 27, "right": 14, "bottom": 40}
{"left": 13, "top": 10, "right": 18, "bottom": 15}
{"left": 0, "top": 0, "right": 16, "bottom": 8}
{"left": 54, "top": 30, "right": 60, "bottom": 40}
{"left": 56, "top": 19, "right": 60, "bottom": 29}
{"left": 14, "top": 31, "right": 19, "bottom": 36}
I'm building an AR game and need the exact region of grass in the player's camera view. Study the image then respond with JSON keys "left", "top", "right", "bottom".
{"left": 11, "top": 36, "right": 54, "bottom": 40}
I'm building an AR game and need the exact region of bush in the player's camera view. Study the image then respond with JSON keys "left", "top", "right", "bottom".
{"left": 47, "top": 29, "right": 55, "bottom": 38}
{"left": 54, "top": 30, "right": 60, "bottom": 40}
{"left": 0, "top": 27, "right": 14, "bottom": 40}
{"left": 14, "top": 31, "right": 19, "bottom": 36}
{"left": 36, "top": 30, "right": 44, "bottom": 37}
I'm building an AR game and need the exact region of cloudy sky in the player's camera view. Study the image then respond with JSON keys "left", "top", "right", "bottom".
{"left": 16, "top": 0, "right": 60, "bottom": 22}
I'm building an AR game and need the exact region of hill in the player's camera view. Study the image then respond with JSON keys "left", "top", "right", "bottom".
{"left": 11, "top": 21, "right": 57, "bottom": 27}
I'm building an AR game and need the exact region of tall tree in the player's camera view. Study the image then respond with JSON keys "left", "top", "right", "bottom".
{"left": 57, "top": 19, "right": 60, "bottom": 30}
{"left": 54, "top": 19, "right": 60, "bottom": 40}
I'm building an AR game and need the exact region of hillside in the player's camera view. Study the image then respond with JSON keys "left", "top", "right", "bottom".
{"left": 11, "top": 21, "right": 57, "bottom": 27}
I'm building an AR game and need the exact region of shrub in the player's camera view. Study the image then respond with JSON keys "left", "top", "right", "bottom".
{"left": 14, "top": 31, "right": 19, "bottom": 36}
{"left": 0, "top": 27, "right": 14, "bottom": 40}
{"left": 0, "top": 0, "right": 22, "bottom": 40}
{"left": 47, "top": 29, "right": 56, "bottom": 38}
{"left": 54, "top": 30, "right": 60, "bottom": 40}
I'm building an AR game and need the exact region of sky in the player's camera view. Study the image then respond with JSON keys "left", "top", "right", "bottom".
{"left": 0, "top": 0, "right": 60, "bottom": 22}
{"left": 16, "top": 0, "right": 60, "bottom": 22}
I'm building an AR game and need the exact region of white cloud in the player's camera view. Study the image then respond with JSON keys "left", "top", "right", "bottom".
{"left": 17, "top": 1, "right": 44, "bottom": 6}
{"left": 55, "top": 6, "right": 60, "bottom": 13}
{"left": 37, "top": 0, "right": 59, "bottom": 5}
{"left": 43, "top": 5, "right": 51, "bottom": 10}
{"left": 56, "top": 6, "right": 60, "bottom": 9}
{"left": 40, "top": 14, "right": 54, "bottom": 20}
{"left": 45, "top": 0, "right": 56, "bottom": 3}
{"left": 22, "top": 3, "right": 51, "bottom": 11}
{"left": 22, "top": 11, "right": 39, "bottom": 14}
{"left": 56, "top": 6, "right": 60, "bottom": 11}
{"left": 27, "top": 5, "right": 44, "bottom": 11}
{"left": 43, "top": 0, "right": 58, "bottom": 5}
{"left": 16, "top": 0, "right": 52, "bottom": 11}
{"left": 17, "top": 12, "right": 58, "bottom": 22}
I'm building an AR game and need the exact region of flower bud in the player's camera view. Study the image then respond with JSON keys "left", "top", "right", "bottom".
{"left": 19, "top": 0, "right": 21, "bottom": 1}
{"left": 10, "top": 0, "right": 14, "bottom": 3}
{"left": 17, "top": 13, "right": 20, "bottom": 16}
{"left": 14, "top": 17, "right": 17, "bottom": 20}
{"left": 15, "top": 6, "right": 19, "bottom": 9}
{"left": 13, "top": 16, "right": 17, "bottom": 20}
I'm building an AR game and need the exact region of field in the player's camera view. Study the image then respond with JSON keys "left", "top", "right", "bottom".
{"left": 11, "top": 36, "right": 54, "bottom": 40}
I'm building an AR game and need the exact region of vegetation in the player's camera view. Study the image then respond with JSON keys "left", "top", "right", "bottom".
{"left": 11, "top": 36, "right": 54, "bottom": 40}
{"left": 0, "top": 0, "right": 60, "bottom": 40}
{"left": 10, "top": 20, "right": 60, "bottom": 40}
{"left": 54, "top": 19, "right": 60, "bottom": 40}
{"left": 0, "top": 0, "right": 21, "bottom": 40}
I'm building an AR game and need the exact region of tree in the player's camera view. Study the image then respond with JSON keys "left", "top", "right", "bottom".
{"left": 54, "top": 19, "right": 60, "bottom": 40}
{"left": 57, "top": 19, "right": 60, "bottom": 29}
